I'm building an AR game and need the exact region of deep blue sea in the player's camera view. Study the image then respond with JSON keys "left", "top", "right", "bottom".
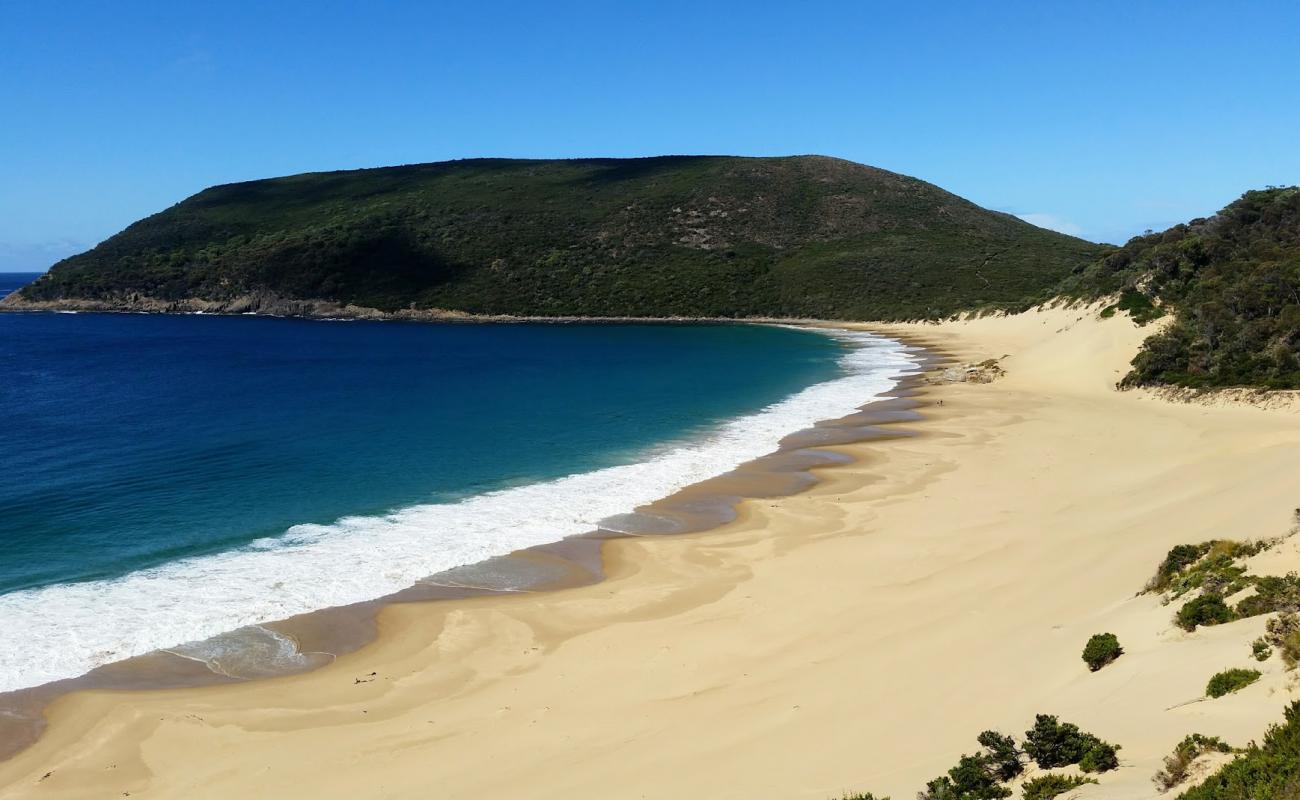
{"left": 0, "top": 271, "right": 915, "bottom": 690}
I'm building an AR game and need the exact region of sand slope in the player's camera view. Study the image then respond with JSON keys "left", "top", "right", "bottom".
{"left": 3, "top": 307, "right": 1299, "bottom": 799}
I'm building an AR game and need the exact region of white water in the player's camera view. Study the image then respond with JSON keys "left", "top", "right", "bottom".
{"left": 0, "top": 330, "right": 919, "bottom": 692}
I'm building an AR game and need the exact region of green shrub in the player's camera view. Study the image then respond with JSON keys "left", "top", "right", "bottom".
{"left": 1206, "top": 668, "right": 1262, "bottom": 698}
{"left": 1081, "top": 633, "right": 1123, "bottom": 671}
{"left": 919, "top": 754, "right": 1012, "bottom": 800}
{"left": 1020, "top": 774, "right": 1097, "bottom": 800}
{"left": 1022, "top": 715, "right": 1117, "bottom": 771}
{"left": 1234, "top": 573, "right": 1300, "bottom": 617}
{"left": 976, "top": 731, "right": 1024, "bottom": 781}
{"left": 1024, "top": 715, "right": 1089, "bottom": 768}
{"left": 1079, "top": 738, "right": 1121, "bottom": 773}
{"left": 1177, "top": 594, "right": 1236, "bottom": 631}
{"left": 1181, "top": 700, "right": 1300, "bottom": 799}
{"left": 1149, "top": 540, "right": 1269, "bottom": 600}
{"left": 918, "top": 720, "right": 1112, "bottom": 800}
{"left": 1099, "top": 288, "right": 1162, "bottom": 325}
{"left": 838, "top": 794, "right": 889, "bottom": 800}
{"left": 1148, "top": 543, "right": 1214, "bottom": 592}
{"left": 1170, "top": 546, "right": 1257, "bottom": 599}
{"left": 1253, "top": 637, "right": 1274, "bottom": 662}
{"left": 1154, "top": 734, "right": 1234, "bottom": 791}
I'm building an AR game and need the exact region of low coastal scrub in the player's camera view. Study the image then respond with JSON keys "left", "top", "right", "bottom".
{"left": 1153, "top": 734, "right": 1233, "bottom": 792}
{"left": 1023, "top": 715, "right": 1121, "bottom": 773}
{"left": 1078, "top": 740, "right": 1121, "bottom": 773}
{"left": 844, "top": 718, "right": 1120, "bottom": 799}
{"left": 1148, "top": 542, "right": 1216, "bottom": 593}
{"left": 975, "top": 731, "right": 1024, "bottom": 782}
{"left": 920, "top": 753, "right": 1013, "bottom": 799}
{"left": 1206, "top": 668, "right": 1262, "bottom": 698}
{"left": 1177, "top": 594, "right": 1236, "bottom": 631}
{"left": 1148, "top": 540, "right": 1263, "bottom": 600}
{"left": 1236, "top": 573, "right": 1300, "bottom": 617}
{"left": 1020, "top": 774, "right": 1097, "bottom": 800}
{"left": 1252, "top": 637, "right": 1274, "bottom": 662}
{"left": 1081, "top": 633, "right": 1123, "bottom": 671}
{"left": 915, "top": 717, "right": 1118, "bottom": 800}
{"left": 1145, "top": 540, "right": 1300, "bottom": 637}
{"left": 1180, "top": 701, "right": 1300, "bottom": 799}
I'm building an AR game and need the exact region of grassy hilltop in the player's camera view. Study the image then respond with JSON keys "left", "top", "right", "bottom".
{"left": 7, "top": 155, "right": 1100, "bottom": 320}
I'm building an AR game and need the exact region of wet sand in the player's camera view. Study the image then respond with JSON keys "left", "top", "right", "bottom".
{"left": 0, "top": 330, "right": 938, "bottom": 765}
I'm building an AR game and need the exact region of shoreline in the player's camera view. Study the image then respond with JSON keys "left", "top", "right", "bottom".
{"left": 0, "top": 291, "right": 877, "bottom": 325}
{"left": 0, "top": 324, "right": 943, "bottom": 765}
{"left": 5, "top": 306, "right": 1300, "bottom": 797}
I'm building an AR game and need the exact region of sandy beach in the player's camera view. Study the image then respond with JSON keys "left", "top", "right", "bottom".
{"left": 4, "top": 306, "right": 1299, "bottom": 799}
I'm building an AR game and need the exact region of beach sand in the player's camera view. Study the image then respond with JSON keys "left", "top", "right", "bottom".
{"left": 4, "top": 306, "right": 1300, "bottom": 799}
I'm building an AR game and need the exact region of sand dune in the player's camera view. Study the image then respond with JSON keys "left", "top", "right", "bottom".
{"left": 3, "top": 306, "right": 1298, "bottom": 799}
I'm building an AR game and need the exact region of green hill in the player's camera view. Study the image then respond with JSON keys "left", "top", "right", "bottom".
{"left": 1065, "top": 186, "right": 1300, "bottom": 389}
{"left": 2, "top": 156, "right": 1100, "bottom": 320}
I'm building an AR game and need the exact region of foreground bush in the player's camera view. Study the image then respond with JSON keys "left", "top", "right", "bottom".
{"left": 1020, "top": 774, "right": 1097, "bottom": 800}
{"left": 1081, "top": 633, "right": 1123, "bottom": 671}
{"left": 1181, "top": 701, "right": 1300, "bottom": 799}
{"left": 1153, "top": 734, "right": 1233, "bottom": 791}
{"left": 1206, "top": 669, "right": 1262, "bottom": 698}
{"left": 1177, "top": 594, "right": 1236, "bottom": 631}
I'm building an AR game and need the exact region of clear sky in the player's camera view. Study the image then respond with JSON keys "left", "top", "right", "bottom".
{"left": 2, "top": 0, "right": 1298, "bottom": 271}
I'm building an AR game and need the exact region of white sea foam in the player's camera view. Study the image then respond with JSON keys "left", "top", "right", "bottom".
{"left": 0, "top": 329, "right": 920, "bottom": 692}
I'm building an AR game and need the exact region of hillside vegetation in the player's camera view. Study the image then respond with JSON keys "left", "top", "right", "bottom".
{"left": 1180, "top": 700, "right": 1300, "bottom": 800}
{"left": 1065, "top": 187, "right": 1300, "bottom": 389}
{"left": 5, "top": 156, "right": 1099, "bottom": 320}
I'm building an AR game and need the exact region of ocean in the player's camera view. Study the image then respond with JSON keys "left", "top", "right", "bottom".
{"left": 0, "top": 277, "right": 916, "bottom": 692}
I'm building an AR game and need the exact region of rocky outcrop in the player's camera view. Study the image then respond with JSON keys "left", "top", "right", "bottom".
{"left": 0, "top": 290, "right": 474, "bottom": 321}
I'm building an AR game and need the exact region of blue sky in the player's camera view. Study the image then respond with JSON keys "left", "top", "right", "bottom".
{"left": 2, "top": 0, "right": 1298, "bottom": 271}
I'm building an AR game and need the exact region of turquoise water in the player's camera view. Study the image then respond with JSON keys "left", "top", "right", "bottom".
{"left": 0, "top": 314, "right": 841, "bottom": 593}
{"left": 0, "top": 301, "right": 915, "bottom": 690}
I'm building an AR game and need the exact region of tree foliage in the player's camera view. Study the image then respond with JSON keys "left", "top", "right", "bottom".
{"left": 1066, "top": 187, "right": 1300, "bottom": 389}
